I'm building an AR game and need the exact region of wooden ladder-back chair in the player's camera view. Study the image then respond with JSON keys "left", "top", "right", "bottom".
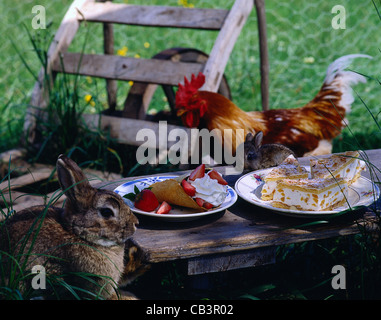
{"left": 25, "top": 0, "right": 269, "bottom": 152}
{"left": 0, "top": 0, "right": 270, "bottom": 215}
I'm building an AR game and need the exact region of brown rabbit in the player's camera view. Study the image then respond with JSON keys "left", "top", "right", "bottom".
{"left": 244, "top": 131, "right": 296, "bottom": 171}
{"left": 0, "top": 154, "right": 140, "bottom": 300}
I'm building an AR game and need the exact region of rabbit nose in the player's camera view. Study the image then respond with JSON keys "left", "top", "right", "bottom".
{"left": 132, "top": 214, "right": 139, "bottom": 228}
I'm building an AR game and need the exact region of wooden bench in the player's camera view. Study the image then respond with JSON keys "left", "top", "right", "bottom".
{"left": 97, "top": 149, "right": 381, "bottom": 275}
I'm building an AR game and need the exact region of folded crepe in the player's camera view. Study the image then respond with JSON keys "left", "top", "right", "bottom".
{"left": 150, "top": 179, "right": 207, "bottom": 212}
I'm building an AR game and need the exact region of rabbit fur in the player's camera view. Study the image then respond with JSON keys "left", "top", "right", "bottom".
{"left": 244, "top": 131, "right": 296, "bottom": 171}
{"left": 0, "top": 155, "right": 143, "bottom": 300}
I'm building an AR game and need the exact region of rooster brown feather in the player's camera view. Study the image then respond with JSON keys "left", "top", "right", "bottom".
{"left": 175, "top": 54, "right": 371, "bottom": 157}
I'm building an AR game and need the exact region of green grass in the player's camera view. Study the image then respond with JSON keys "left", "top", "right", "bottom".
{"left": 0, "top": 0, "right": 381, "bottom": 301}
{"left": 0, "top": 0, "right": 380, "bottom": 155}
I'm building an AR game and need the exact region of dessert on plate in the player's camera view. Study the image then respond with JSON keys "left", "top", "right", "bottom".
{"left": 272, "top": 177, "right": 349, "bottom": 211}
{"left": 261, "top": 155, "right": 309, "bottom": 201}
{"left": 149, "top": 164, "right": 229, "bottom": 212}
{"left": 259, "top": 150, "right": 365, "bottom": 212}
{"left": 310, "top": 151, "right": 366, "bottom": 185}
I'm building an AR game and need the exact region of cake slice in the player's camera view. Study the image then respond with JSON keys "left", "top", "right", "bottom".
{"left": 261, "top": 155, "right": 309, "bottom": 201}
{"left": 272, "top": 178, "right": 349, "bottom": 211}
{"left": 310, "top": 151, "right": 366, "bottom": 185}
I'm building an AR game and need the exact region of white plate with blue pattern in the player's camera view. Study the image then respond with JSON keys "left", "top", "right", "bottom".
{"left": 235, "top": 168, "right": 380, "bottom": 218}
{"left": 114, "top": 175, "right": 238, "bottom": 221}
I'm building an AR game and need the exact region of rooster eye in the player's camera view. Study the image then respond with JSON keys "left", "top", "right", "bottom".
{"left": 100, "top": 208, "right": 114, "bottom": 219}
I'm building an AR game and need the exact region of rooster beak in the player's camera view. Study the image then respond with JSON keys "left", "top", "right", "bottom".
{"left": 176, "top": 108, "right": 187, "bottom": 117}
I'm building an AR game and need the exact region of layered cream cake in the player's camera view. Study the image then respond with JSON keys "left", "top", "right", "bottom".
{"left": 310, "top": 151, "right": 366, "bottom": 185}
{"left": 272, "top": 178, "right": 349, "bottom": 211}
{"left": 261, "top": 155, "right": 309, "bottom": 201}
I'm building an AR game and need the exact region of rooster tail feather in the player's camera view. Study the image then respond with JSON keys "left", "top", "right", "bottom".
{"left": 298, "top": 54, "right": 372, "bottom": 142}
{"left": 321, "top": 53, "right": 372, "bottom": 113}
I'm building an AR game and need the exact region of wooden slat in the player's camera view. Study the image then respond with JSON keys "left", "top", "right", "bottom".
{"left": 82, "top": 113, "right": 193, "bottom": 149}
{"left": 201, "top": 0, "right": 253, "bottom": 92}
{"left": 79, "top": 2, "right": 228, "bottom": 30}
{"left": 24, "top": 0, "right": 94, "bottom": 145}
{"left": 0, "top": 167, "right": 55, "bottom": 192}
{"left": 255, "top": 0, "right": 270, "bottom": 111}
{"left": 101, "top": 0, "right": 118, "bottom": 112}
{"left": 0, "top": 162, "right": 124, "bottom": 217}
{"left": 0, "top": 148, "right": 27, "bottom": 163}
{"left": 52, "top": 52, "right": 203, "bottom": 86}
{"left": 188, "top": 247, "right": 276, "bottom": 275}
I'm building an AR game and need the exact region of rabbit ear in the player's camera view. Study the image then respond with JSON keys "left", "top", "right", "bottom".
{"left": 254, "top": 131, "right": 264, "bottom": 149}
{"left": 245, "top": 132, "right": 255, "bottom": 142}
{"left": 56, "top": 154, "right": 92, "bottom": 202}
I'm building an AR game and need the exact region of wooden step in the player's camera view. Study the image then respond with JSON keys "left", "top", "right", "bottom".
{"left": 52, "top": 52, "right": 203, "bottom": 85}
{"left": 0, "top": 154, "right": 123, "bottom": 219}
{"left": 79, "top": 2, "right": 228, "bottom": 30}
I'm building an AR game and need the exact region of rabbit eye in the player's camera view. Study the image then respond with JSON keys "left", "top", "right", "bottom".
{"left": 100, "top": 207, "right": 114, "bottom": 219}
{"left": 247, "top": 152, "right": 256, "bottom": 160}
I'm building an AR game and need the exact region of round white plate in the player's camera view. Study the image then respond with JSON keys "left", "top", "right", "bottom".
{"left": 234, "top": 167, "right": 380, "bottom": 218}
{"left": 114, "top": 175, "right": 238, "bottom": 221}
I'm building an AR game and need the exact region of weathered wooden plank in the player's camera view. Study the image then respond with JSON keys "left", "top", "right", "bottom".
{"left": 0, "top": 167, "right": 55, "bottom": 192}
{"left": 0, "top": 148, "right": 27, "bottom": 163}
{"left": 98, "top": 0, "right": 118, "bottom": 113}
{"left": 52, "top": 52, "right": 203, "bottom": 86}
{"left": 188, "top": 247, "right": 276, "bottom": 275}
{"left": 79, "top": 2, "right": 228, "bottom": 30}
{"left": 201, "top": 0, "right": 253, "bottom": 92}
{"left": 0, "top": 165, "right": 123, "bottom": 217}
{"left": 82, "top": 113, "right": 194, "bottom": 149}
{"left": 255, "top": 0, "right": 270, "bottom": 111}
{"left": 24, "top": 0, "right": 94, "bottom": 145}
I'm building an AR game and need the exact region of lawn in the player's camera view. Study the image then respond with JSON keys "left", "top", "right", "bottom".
{"left": 0, "top": 0, "right": 380, "bottom": 154}
{"left": 0, "top": 0, "right": 380, "bottom": 301}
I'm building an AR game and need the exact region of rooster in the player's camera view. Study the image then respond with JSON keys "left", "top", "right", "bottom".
{"left": 175, "top": 54, "right": 371, "bottom": 157}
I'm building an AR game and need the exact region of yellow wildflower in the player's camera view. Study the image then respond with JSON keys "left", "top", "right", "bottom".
{"left": 128, "top": 81, "right": 134, "bottom": 86}
{"left": 303, "top": 56, "right": 315, "bottom": 64}
{"left": 178, "top": 0, "right": 193, "bottom": 8}
{"left": 144, "top": 42, "right": 150, "bottom": 48}
{"left": 84, "top": 94, "right": 96, "bottom": 107}
{"left": 134, "top": 53, "right": 141, "bottom": 59}
{"left": 117, "top": 46, "right": 128, "bottom": 56}
{"left": 84, "top": 94, "right": 92, "bottom": 103}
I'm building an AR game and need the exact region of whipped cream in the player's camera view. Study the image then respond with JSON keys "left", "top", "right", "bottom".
{"left": 189, "top": 174, "right": 228, "bottom": 207}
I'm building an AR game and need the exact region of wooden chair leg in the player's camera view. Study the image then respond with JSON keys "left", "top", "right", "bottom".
{"left": 255, "top": 0, "right": 270, "bottom": 111}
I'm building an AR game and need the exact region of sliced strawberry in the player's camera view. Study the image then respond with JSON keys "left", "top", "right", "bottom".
{"left": 156, "top": 201, "right": 172, "bottom": 214}
{"left": 208, "top": 169, "right": 228, "bottom": 185}
{"left": 134, "top": 189, "right": 159, "bottom": 212}
{"left": 181, "top": 179, "right": 196, "bottom": 197}
{"left": 203, "top": 201, "right": 213, "bottom": 210}
{"left": 195, "top": 197, "right": 205, "bottom": 207}
{"left": 189, "top": 164, "right": 205, "bottom": 181}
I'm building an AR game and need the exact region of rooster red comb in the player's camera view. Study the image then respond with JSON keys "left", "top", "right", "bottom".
{"left": 175, "top": 72, "right": 208, "bottom": 128}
